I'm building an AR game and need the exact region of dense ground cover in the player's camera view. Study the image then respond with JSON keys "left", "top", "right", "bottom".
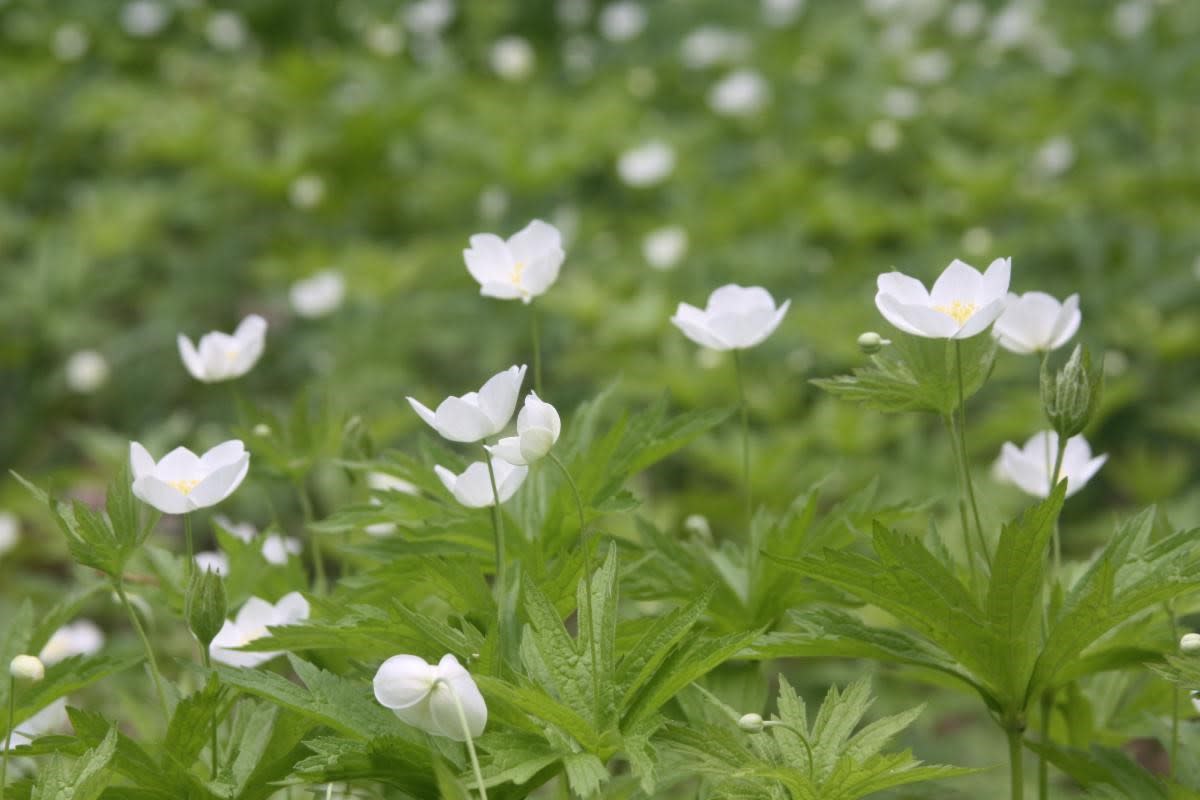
{"left": 2, "top": 1, "right": 1200, "bottom": 798}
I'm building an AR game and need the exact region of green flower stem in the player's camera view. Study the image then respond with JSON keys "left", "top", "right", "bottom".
{"left": 531, "top": 304, "right": 543, "bottom": 396}
{"left": 1167, "top": 600, "right": 1180, "bottom": 779}
{"left": 731, "top": 350, "right": 752, "bottom": 536}
{"left": 2, "top": 675, "right": 15, "bottom": 798}
{"left": 200, "top": 648, "right": 219, "bottom": 778}
{"left": 445, "top": 683, "right": 488, "bottom": 800}
{"left": 953, "top": 340, "right": 990, "bottom": 568}
{"left": 1038, "top": 691, "right": 1053, "bottom": 800}
{"left": 1048, "top": 436, "right": 1068, "bottom": 575}
{"left": 764, "top": 721, "right": 814, "bottom": 778}
{"left": 183, "top": 514, "right": 195, "bottom": 584}
{"left": 943, "top": 415, "right": 978, "bottom": 588}
{"left": 1008, "top": 727, "right": 1025, "bottom": 800}
{"left": 296, "top": 478, "right": 328, "bottom": 595}
{"left": 547, "top": 452, "right": 602, "bottom": 724}
{"left": 482, "top": 447, "right": 507, "bottom": 602}
{"left": 115, "top": 580, "right": 170, "bottom": 722}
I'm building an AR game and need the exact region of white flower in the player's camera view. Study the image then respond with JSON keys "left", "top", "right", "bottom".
{"left": 1035, "top": 136, "right": 1075, "bottom": 177}
{"left": 404, "top": 0, "right": 456, "bottom": 37}
{"left": 366, "top": 23, "right": 405, "bottom": 57}
{"left": 52, "top": 24, "right": 90, "bottom": 61}
{"left": 997, "top": 431, "right": 1107, "bottom": 499}
{"left": 9, "top": 655, "right": 44, "bottom": 682}
{"left": 39, "top": 621, "right": 104, "bottom": 666}
{"left": 0, "top": 511, "right": 19, "bottom": 557}
{"left": 642, "top": 226, "right": 688, "bottom": 270}
{"left": 992, "top": 291, "right": 1081, "bottom": 355}
{"left": 875, "top": 258, "right": 1011, "bottom": 339}
{"left": 130, "top": 440, "right": 250, "bottom": 515}
{"left": 373, "top": 653, "right": 487, "bottom": 741}
{"left": 407, "top": 365, "right": 527, "bottom": 443}
{"left": 599, "top": 1, "right": 647, "bottom": 42}
{"left": 1112, "top": 1, "right": 1151, "bottom": 39}
{"left": 215, "top": 515, "right": 258, "bottom": 543}
{"left": 65, "top": 349, "right": 109, "bottom": 394}
{"left": 617, "top": 141, "right": 675, "bottom": 188}
{"left": 206, "top": 10, "right": 247, "bottom": 51}
{"left": 881, "top": 86, "right": 920, "bottom": 119}
{"left": 289, "top": 174, "right": 325, "bottom": 209}
{"left": 209, "top": 593, "right": 310, "bottom": 668}
{"left": 261, "top": 534, "right": 302, "bottom": 565}
{"left": 368, "top": 472, "right": 419, "bottom": 495}
{"left": 3, "top": 698, "right": 67, "bottom": 750}
{"left": 947, "top": 1, "right": 985, "bottom": 37}
{"left": 488, "top": 393, "right": 561, "bottom": 466}
{"left": 867, "top": 119, "right": 901, "bottom": 152}
{"left": 290, "top": 270, "right": 345, "bottom": 318}
{"left": 679, "top": 26, "right": 748, "bottom": 69}
{"left": 762, "top": 0, "right": 805, "bottom": 27}
{"left": 177, "top": 314, "right": 268, "bottom": 383}
{"left": 708, "top": 69, "right": 770, "bottom": 117}
{"left": 903, "top": 50, "right": 952, "bottom": 85}
{"left": 194, "top": 551, "right": 230, "bottom": 576}
{"left": 671, "top": 284, "right": 790, "bottom": 351}
{"left": 1180, "top": 633, "right": 1200, "bottom": 654}
{"left": 121, "top": 1, "right": 170, "bottom": 37}
{"left": 434, "top": 460, "right": 528, "bottom": 508}
{"left": 463, "top": 221, "right": 563, "bottom": 303}
{"left": 490, "top": 36, "right": 535, "bottom": 81}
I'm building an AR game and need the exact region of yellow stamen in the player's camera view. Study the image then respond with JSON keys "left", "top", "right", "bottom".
{"left": 933, "top": 300, "right": 978, "bottom": 325}
{"left": 511, "top": 262, "right": 526, "bottom": 285}
{"left": 167, "top": 478, "right": 200, "bottom": 495}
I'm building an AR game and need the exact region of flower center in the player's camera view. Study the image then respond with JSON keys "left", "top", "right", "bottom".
{"left": 510, "top": 261, "right": 526, "bottom": 285}
{"left": 167, "top": 478, "right": 201, "bottom": 495}
{"left": 933, "top": 300, "right": 978, "bottom": 325}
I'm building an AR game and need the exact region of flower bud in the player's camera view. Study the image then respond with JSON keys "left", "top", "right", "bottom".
{"left": 857, "top": 331, "right": 890, "bottom": 354}
{"left": 1181, "top": 633, "right": 1200, "bottom": 654}
{"left": 1041, "top": 344, "right": 1102, "bottom": 439}
{"left": 738, "top": 713, "right": 765, "bottom": 733}
{"left": 683, "top": 513, "right": 711, "bottom": 542}
{"left": 253, "top": 423, "right": 272, "bottom": 437}
{"left": 187, "top": 567, "right": 228, "bottom": 649}
{"left": 10, "top": 654, "right": 45, "bottom": 682}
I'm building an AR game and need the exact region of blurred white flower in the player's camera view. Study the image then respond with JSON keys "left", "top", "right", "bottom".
{"left": 366, "top": 23, "right": 404, "bottom": 56}
{"left": 1103, "top": 349, "right": 1129, "bottom": 378}
{"left": 9, "top": 655, "right": 44, "bottom": 683}
{"left": 3, "top": 698, "right": 67, "bottom": 750}
{"left": 988, "top": 3, "right": 1036, "bottom": 50}
{"left": 672, "top": 285, "right": 790, "bottom": 351}
{"left": 867, "top": 119, "right": 901, "bottom": 152}
{"left": 599, "top": 1, "right": 647, "bottom": 42}
{"left": 206, "top": 10, "right": 247, "bottom": 51}
{"left": 875, "top": 259, "right": 1011, "bottom": 339}
{"left": 120, "top": 0, "right": 170, "bottom": 37}
{"left": 562, "top": 34, "right": 598, "bottom": 76}
{"left": 261, "top": 534, "right": 302, "bottom": 566}
{"left": 1034, "top": 136, "right": 1075, "bottom": 177}
{"left": 997, "top": 431, "right": 1107, "bottom": 498}
{"left": 374, "top": 653, "right": 487, "bottom": 740}
{"left": 194, "top": 550, "right": 230, "bottom": 576}
{"left": 904, "top": 49, "right": 952, "bottom": 84}
{"left": 52, "top": 23, "right": 89, "bottom": 61}
{"left": 992, "top": 291, "right": 1081, "bottom": 355}
{"left": 289, "top": 270, "right": 345, "bottom": 318}
{"left": 642, "top": 226, "right": 688, "bottom": 270}
{"left": 708, "top": 69, "right": 770, "bottom": 117}
{"left": 178, "top": 314, "right": 267, "bottom": 382}
{"left": 39, "top": 621, "right": 104, "bottom": 666}
{"left": 490, "top": 36, "right": 535, "bottom": 81}
{"left": 464, "top": 222, "right": 563, "bottom": 303}
{"left": 680, "top": 26, "right": 748, "bottom": 70}
{"left": 477, "top": 185, "right": 510, "bottom": 220}
{"left": 961, "top": 226, "right": 993, "bottom": 257}
{"left": 761, "top": 0, "right": 806, "bottom": 27}
{"left": 64, "top": 350, "right": 109, "bottom": 394}
{"left": 617, "top": 141, "right": 675, "bottom": 188}
{"left": 435, "top": 460, "right": 528, "bottom": 508}
{"left": 130, "top": 440, "right": 250, "bottom": 515}
{"left": 683, "top": 513, "right": 711, "bottom": 540}
{"left": 210, "top": 593, "right": 309, "bottom": 668}
{"left": 881, "top": 86, "right": 920, "bottom": 119}
{"left": 0, "top": 511, "right": 18, "bottom": 557}
{"left": 488, "top": 392, "right": 561, "bottom": 466}
{"left": 215, "top": 515, "right": 258, "bottom": 543}
{"left": 557, "top": 0, "right": 591, "bottom": 28}
{"left": 408, "top": 365, "right": 527, "bottom": 443}
{"left": 947, "top": 1, "right": 985, "bottom": 37}
{"left": 1112, "top": 1, "right": 1151, "bottom": 39}
{"left": 404, "top": 0, "right": 455, "bottom": 37}
{"left": 289, "top": 174, "right": 325, "bottom": 209}
{"left": 368, "top": 472, "right": 419, "bottom": 495}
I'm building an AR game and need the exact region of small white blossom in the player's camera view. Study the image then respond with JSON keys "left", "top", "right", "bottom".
{"left": 708, "top": 69, "right": 770, "bottom": 117}
{"left": 290, "top": 270, "right": 345, "bottom": 318}
{"left": 464, "top": 221, "right": 563, "bottom": 303}
{"left": 488, "top": 393, "right": 561, "bottom": 466}
{"left": 672, "top": 285, "right": 790, "bottom": 351}
{"left": 366, "top": 23, "right": 404, "bottom": 56}
{"left": 404, "top": 0, "right": 455, "bottom": 37}
{"left": 40, "top": 621, "right": 104, "bottom": 666}
{"left": 617, "top": 141, "right": 675, "bottom": 188}
{"left": 904, "top": 50, "right": 952, "bottom": 84}
{"left": 408, "top": 365, "right": 527, "bottom": 443}
{"left": 194, "top": 551, "right": 230, "bottom": 576}
{"left": 642, "top": 226, "right": 688, "bottom": 270}
{"left": 130, "top": 440, "right": 250, "bottom": 515}
{"left": 374, "top": 653, "right": 487, "bottom": 740}
{"left": 947, "top": 1, "right": 985, "bottom": 37}
{"left": 1112, "top": 1, "right": 1151, "bottom": 39}
{"left": 52, "top": 23, "right": 89, "bottom": 61}
{"left": 490, "top": 36, "right": 535, "bottom": 81}
{"left": 867, "top": 120, "right": 901, "bottom": 152}
{"left": 881, "top": 86, "right": 920, "bottom": 119}
{"left": 65, "top": 350, "right": 109, "bottom": 394}
{"left": 177, "top": 314, "right": 268, "bottom": 383}
{"left": 206, "top": 10, "right": 247, "bottom": 51}
{"left": 599, "top": 1, "right": 647, "bottom": 42}
{"left": 215, "top": 515, "right": 258, "bottom": 543}
{"left": 120, "top": 0, "right": 170, "bottom": 37}
{"left": 992, "top": 291, "right": 1081, "bottom": 355}
{"left": 289, "top": 174, "right": 325, "bottom": 209}
{"left": 261, "top": 534, "right": 302, "bottom": 565}
{"left": 9, "top": 655, "right": 44, "bottom": 682}
{"left": 435, "top": 460, "right": 528, "bottom": 508}
{"left": 997, "top": 431, "right": 1107, "bottom": 499}
{"left": 761, "top": 0, "right": 805, "bottom": 27}
{"left": 680, "top": 26, "right": 748, "bottom": 69}
{"left": 875, "top": 258, "right": 1011, "bottom": 339}
{"left": 210, "top": 593, "right": 310, "bottom": 668}
{"left": 368, "top": 472, "right": 419, "bottom": 495}
{"left": 1034, "top": 136, "right": 1075, "bottom": 177}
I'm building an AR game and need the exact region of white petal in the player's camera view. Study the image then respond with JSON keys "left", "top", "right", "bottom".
{"left": 671, "top": 304, "right": 729, "bottom": 350}
{"left": 154, "top": 447, "right": 204, "bottom": 482}
{"left": 433, "top": 465, "right": 458, "bottom": 495}
{"left": 479, "top": 281, "right": 526, "bottom": 301}
{"left": 200, "top": 440, "right": 247, "bottom": 471}
{"left": 517, "top": 392, "right": 561, "bottom": 440}
{"left": 998, "top": 442, "right": 1049, "bottom": 498}
{"left": 493, "top": 460, "right": 529, "bottom": 503}
{"left": 273, "top": 591, "right": 310, "bottom": 624}
{"left": 705, "top": 284, "right": 776, "bottom": 315}
{"left": 235, "top": 596, "right": 278, "bottom": 628}
{"left": 953, "top": 297, "right": 1007, "bottom": 339}
{"left": 876, "top": 272, "right": 930, "bottom": 305}
{"left": 488, "top": 437, "right": 528, "bottom": 466}
{"left": 507, "top": 219, "right": 562, "bottom": 265}
{"left": 893, "top": 300, "right": 960, "bottom": 338}
{"left": 433, "top": 397, "right": 496, "bottom": 443}
{"left": 1066, "top": 454, "right": 1107, "bottom": 497}
{"left": 451, "top": 462, "right": 500, "bottom": 508}
{"left": 930, "top": 259, "right": 984, "bottom": 306}
{"left": 427, "top": 675, "right": 487, "bottom": 741}
{"left": 187, "top": 454, "right": 250, "bottom": 508}
{"left": 979, "top": 257, "right": 1012, "bottom": 303}
{"left": 1048, "top": 293, "right": 1082, "bottom": 351}
{"left": 374, "top": 654, "right": 436, "bottom": 710}
{"left": 177, "top": 335, "right": 207, "bottom": 381}
{"left": 519, "top": 428, "right": 556, "bottom": 463}
{"left": 476, "top": 365, "right": 526, "bottom": 432}
{"left": 406, "top": 397, "right": 439, "bottom": 429}
{"left": 234, "top": 314, "right": 268, "bottom": 342}
{"left": 463, "top": 233, "right": 514, "bottom": 286}
{"left": 129, "top": 442, "right": 156, "bottom": 481}
{"left": 518, "top": 248, "right": 563, "bottom": 298}
{"left": 132, "top": 476, "right": 192, "bottom": 515}
{"left": 875, "top": 292, "right": 926, "bottom": 336}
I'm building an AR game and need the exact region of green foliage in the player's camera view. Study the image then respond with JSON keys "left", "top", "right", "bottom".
{"left": 1041, "top": 344, "right": 1104, "bottom": 439}
{"left": 186, "top": 568, "right": 227, "bottom": 649}
{"left": 31, "top": 726, "right": 118, "bottom": 800}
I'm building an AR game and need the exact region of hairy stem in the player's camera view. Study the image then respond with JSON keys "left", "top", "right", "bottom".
{"left": 200, "top": 648, "right": 219, "bottom": 778}
{"left": 944, "top": 415, "right": 978, "bottom": 588}
{"left": 446, "top": 683, "right": 488, "bottom": 800}
{"left": 2, "top": 675, "right": 14, "bottom": 798}
{"left": 531, "top": 305, "right": 543, "bottom": 396}
{"left": 1167, "top": 600, "right": 1180, "bottom": 779}
{"left": 954, "top": 340, "right": 990, "bottom": 568}
{"left": 732, "top": 350, "right": 752, "bottom": 536}
{"left": 1048, "top": 435, "right": 1068, "bottom": 575}
{"left": 766, "top": 721, "right": 815, "bottom": 778}
{"left": 1008, "top": 727, "right": 1025, "bottom": 800}
{"left": 483, "top": 448, "right": 507, "bottom": 600}
{"left": 115, "top": 580, "right": 170, "bottom": 721}
{"left": 297, "top": 477, "right": 327, "bottom": 595}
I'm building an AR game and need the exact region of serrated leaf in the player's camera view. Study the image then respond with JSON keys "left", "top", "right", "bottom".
{"left": 32, "top": 726, "right": 117, "bottom": 800}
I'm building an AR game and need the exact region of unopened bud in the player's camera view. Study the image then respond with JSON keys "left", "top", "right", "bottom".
{"left": 187, "top": 567, "right": 228, "bottom": 649}
{"left": 738, "top": 713, "right": 765, "bottom": 733}
{"left": 683, "top": 514, "right": 711, "bottom": 542}
{"left": 253, "top": 423, "right": 272, "bottom": 437}
{"left": 1181, "top": 633, "right": 1200, "bottom": 654}
{"left": 1041, "top": 344, "right": 1102, "bottom": 439}
{"left": 857, "top": 331, "right": 890, "bottom": 355}
{"left": 10, "top": 654, "right": 45, "bottom": 682}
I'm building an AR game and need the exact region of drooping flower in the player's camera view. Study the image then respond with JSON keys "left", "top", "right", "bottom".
{"left": 130, "top": 440, "right": 250, "bottom": 515}
{"left": 261, "top": 534, "right": 302, "bottom": 565}
{"left": 434, "top": 460, "right": 528, "bottom": 508}
{"left": 996, "top": 431, "right": 1107, "bottom": 498}
{"left": 992, "top": 291, "right": 1081, "bottom": 355}
{"left": 671, "top": 284, "right": 790, "bottom": 351}
{"left": 373, "top": 653, "right": 487, "bottom": 741}
{"left": 463, "top": 222, "right": 563, "bottom": 303}
{"left": 209, "top": 593, "right": 310, "bottom": 668}
{"left": 177, "top": 314, "right": 268, "bottom": 383}
{"left": 39, "top": 621, "right": 104, "bottom": 666}
{"left": 488, "top": 393, "right": 561, "bottom": 466}
{"left": 289, "top": 270, "right": 345, "bottom": 319}
{"left": 407, "top": 365, "right": 527, "bottom": 443}
{"left": 875, "top": 258, "right": 1011, "bottom": 339}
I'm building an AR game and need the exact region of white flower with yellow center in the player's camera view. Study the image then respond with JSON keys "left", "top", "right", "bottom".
{"left": 463, "top": 221, "right": 563, "bottom": 303}
{"left": 373, "top": 653, "right": 487, "bottom": 741}
{"left": 177, "top": 314, "right": 268, "bottom": 383}
{"left": 209, "top": 593, "right": 309, "bottom": 668}
{"left": 130, "top": 440, "right": 250, "bottom": 515}
{"left": 996, "top": 430, "right": 1107, "bottom": 499}
{"left": 671, "top": 284, "right": 790, "bottom": 351}
{"left": 875, "top": 258, "right": 1011, "bottom": 339}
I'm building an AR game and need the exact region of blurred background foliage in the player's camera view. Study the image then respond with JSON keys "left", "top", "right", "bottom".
{"left": 1, "top": 0, "right": 1199, "bottom": 794}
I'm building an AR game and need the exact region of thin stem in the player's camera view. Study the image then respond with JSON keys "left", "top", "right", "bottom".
{"left": 483, "top": 448, "right": 507, "bottom": 599}
{"left": 531, "top": 305, "right": 543, "bottom": 396}
{"left": 764, "top": 721, "right": 815, "bottom": 778}
{"left": 200, "top": 648, "right": 219, "bottom": 778}
{"left": 1038, "top": 692, "right": 1053, "bottom": 800}
{"left": 297, "top": 478, "right": 327, "bottom": 595}
{"left": 1167, "top": 600, "right": 1180, "bottom": 779}
{"left": 445, "top": 683, "right": 488, "bottom": 800}
{"left": 1048, "top": 436, "right": 1068, "bottom": 576}
{"left": 954, "top": 341, "right": 990, "bottom": 568}
{"left": 2, "top": 675, "right": 14, "bottom": 798}
{"left": 731, "top": 350, "right": 752, "bottom": 536}
{"left": 944, "top": 415, "right": 978, "bottom": 588}
{"left": 1008, "top": 727, "right": 1025, "bottom": 800}
{"left": 115, "top": 581, "right": 170, "bottom": 721}
{"left": 184, "top": 514, "right": 195, "bottom": 584}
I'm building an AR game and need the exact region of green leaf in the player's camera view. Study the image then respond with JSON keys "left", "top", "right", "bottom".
{"left": 5, "top": 655, "right": 142, "bottom": 740}
{"left": 32, "top": 726, "right": 118, "bottom": 800}
{"left": 617, "top": 585, "right": 712, "bottom": 707}
{"left": 163, "top": 673, "right": 223, "bottom": 774}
